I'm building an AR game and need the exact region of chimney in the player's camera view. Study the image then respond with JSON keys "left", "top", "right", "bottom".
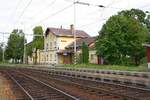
{"left": 70, "top": 24, "right": 74, "bottom": 32}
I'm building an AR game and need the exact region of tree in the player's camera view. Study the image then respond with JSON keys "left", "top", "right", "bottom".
{"left": 0, "top": 45, "right": 2, "bottom": 62}
{"left": 119, "top": 9, "right": 146, "bottom": 24}
{"left": 26, "top": 42, "right": 33, "bottom": 57}
{"left": 95, "top": 9, "right": 148, "bottom": 66}
{"left": 145, "top": 14, "right": 150, "bottom": 43}
{"left": 5, "top": 29, "right": 25, "bottom": 63}
{"left": 26, "top": 41, "right": 33, "bottom": 64}
{"left": 82, "top": 42, "right": 89, "bottom": 63}
{"left": 32, "top": 26, "right": 44, "bottom": 64}
{"left": 119, "top": 9, "right": 150, "bottom": 43}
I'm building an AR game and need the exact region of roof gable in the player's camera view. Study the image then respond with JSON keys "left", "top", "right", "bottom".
{"left": 66, "top": 37, "right": 96, "bottom": 48}
{"left": 45, "top": 27, "right": 90, "bottom": 38}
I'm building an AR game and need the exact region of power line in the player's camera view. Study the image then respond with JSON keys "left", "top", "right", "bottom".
{"left": 16, "top": 0, "right": 33, "bottom": 23}
{"left": 30, "top": 0, "right": 57, "bottom": 18}
{"left": 0, "top": 32, "right": 43, "bottom": 37}
{"left": 10, "top": 0, "right": 23, "bottom": 21}
{"left": 77, "top": 18, "right": 107, "bottom": 28}
{"left": 66, "top": 0, "right": 124, "bottom": 9}
{"left": 74, "top": 1, "right": 105, "bottom": 8}
{"left": 86, "top": 0, "right": 119, "bottom": 16}
{"left": 38, "top": 3, "right": 74, "bottom": 24}
{"left": 29, "top": 3, "right": 74, "bottom": 28}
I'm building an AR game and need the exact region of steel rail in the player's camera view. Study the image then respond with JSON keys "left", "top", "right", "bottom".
{"left": 28, "top": 69, "right": 148, "bottom": 100}
{"left": 43, "top": 73, "right": 140, "bottom": 100}
{"left": 15, "top": 70, "right": 79, "bottom": 100}
{"left": 7, "top": 72, "right": 34, "bottom": 100}
{"left": 51, "top": 74, "right": 149, "bottom": 100}
{"left": 20, "top": 69, "right": 140, "bottom": 100}
{"left": 46, "top": 69, "right": 150, "bottom": 92}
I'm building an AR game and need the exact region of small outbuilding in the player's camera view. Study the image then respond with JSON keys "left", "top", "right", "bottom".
{"left": 143, "top": 44, "right": 150, "bottom": 69}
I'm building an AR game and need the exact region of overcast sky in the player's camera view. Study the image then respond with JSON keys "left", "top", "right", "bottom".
{"left": 0, "top": 0, "right": 150, "bottom": 43}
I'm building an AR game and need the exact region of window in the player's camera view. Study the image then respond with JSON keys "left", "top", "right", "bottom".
{"left": 50, "top": 42, "right": 52, "bottom": 49}
{"left": 50, "top": 54, "right": 52, "bottom": 61}
{"left": 55, "top": 54, "right": 57, "bottom": 61}
{"left": 91, "top": 54, "right": 94, "bottom": 60}
{"left": 54, "top": 41, "right": 57, "bottom": 48}
{"left": 46, "top": 43, "right": 48, "bottom": 51}
{"left": 47, "top": 55, "right": 48, "bottom": 61}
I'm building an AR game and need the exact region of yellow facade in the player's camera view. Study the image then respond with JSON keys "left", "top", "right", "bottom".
{"left": 44, "top": 32, "right": 57, "bottom": 64}
{"left": 89, "top": 50, "right": 98, "bottom": 64}
{"left": 76, "top": 49, "right": 98, "bottom": 64}
{"left": 27, "top": 25, "right": 91, "bottom": 65}
{"left": 28, "top": 37, "right": 98, "bottom": 64}
{"left": 58, "top": 37, "right": 78, "bottom": 50}
{"left": 38, "top": 31, "right": 76, "bottom": 64}
{"left": 27, "top": 56, "right": 33, "bottom": 64}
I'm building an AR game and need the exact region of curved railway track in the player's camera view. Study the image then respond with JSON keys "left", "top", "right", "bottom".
{"left": 4, "top": 70, "right": 78, "bottom": 100}
{"left": 17, "top": 68, "right": 150, "bottom": 100}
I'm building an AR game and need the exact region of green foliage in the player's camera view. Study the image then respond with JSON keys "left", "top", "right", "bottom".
{"left": 145, "top": 15, "right": 150, "bottom": 30}
{"left": 5, "top": 29, "right": 25, "bottom": 63}
{"left": 32, "top": 26, "right": 44, "bottom": 50}
{"left": 64, "top": 64, "right": 150, "bottom": 72}
{"left": 95, "top": 9, "right": 149, "bottom": 66}
{"left": 26, "top": 42, "right": 33, "bottom": 57}
{"left": 82, "top": 42, "right": 89, "bottom": 63}
{"left": 76, "top": 53, "right": 82, "bottom": 64}
{"left": 145, "top": 15, "right": 150, "bottom": 43}
{"left": 32, "top": 26, "right": 44, "bottom": 64}
{"left": 0, "top": 46, "right": 2, "bottom": 61}
{"left": 119, "top": 9, "right": 150, "bottom": 43}
{"left": 118, "top": 9, "right": 146, "bottom": 24}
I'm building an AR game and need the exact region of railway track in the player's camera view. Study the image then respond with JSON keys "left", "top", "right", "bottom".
{"left": 1, "top": 67, "right": 150, "bottom": 100}
{"left": 4, "top": 69, "right": 78, "bottom": 100}
{"left": 17, "top": 68, "right": 150, "bottom": 100}
{"left": 14, "top": 70, "right": 123, "bottom": 100}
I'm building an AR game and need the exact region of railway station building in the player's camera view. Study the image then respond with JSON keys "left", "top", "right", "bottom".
{"left": 28, "top": 25, "right": 103, "bottom": 65}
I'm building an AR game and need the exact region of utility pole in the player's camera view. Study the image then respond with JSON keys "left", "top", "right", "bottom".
{"left": 2, "top": 32, "right": 5, "bottom": 63}
{"left": 2, "top": 47, "right": 5, "bottom": 63}
{"left": 2, "top": 42, "right": 5, "bottom": 63}
{"left": 23, "top": 34, "right": 26, "bottom": 64}
{"left": 73, "top": 0, "right": 77, "bottom": 64}
{"left": 72, "top": 1, "right": 105, "bottom": 64}
{"left": 22, "top": 22, "right": 26, "bottom": 64}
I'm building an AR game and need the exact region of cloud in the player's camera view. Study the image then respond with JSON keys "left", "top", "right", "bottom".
{"left": 0, "top": 0, "right": 150, "bottom": 43}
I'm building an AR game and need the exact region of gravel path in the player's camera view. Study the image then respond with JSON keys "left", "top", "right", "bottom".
{"left": 0, "top": 73, "right": 16, "bottom": 100}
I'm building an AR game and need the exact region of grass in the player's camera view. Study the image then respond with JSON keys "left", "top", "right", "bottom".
{"left": 0, "top": 63, "right": 150, "bottom": 72}
{"left": 63, "top": 63, "right": 150, "bottom": 72}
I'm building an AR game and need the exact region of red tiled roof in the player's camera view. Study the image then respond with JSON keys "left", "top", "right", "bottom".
{"left": 45, "top": 27, "right": 90, "bottom": 38}
{"left": 66, "top": 37, "right": 96, "bottom": 48}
